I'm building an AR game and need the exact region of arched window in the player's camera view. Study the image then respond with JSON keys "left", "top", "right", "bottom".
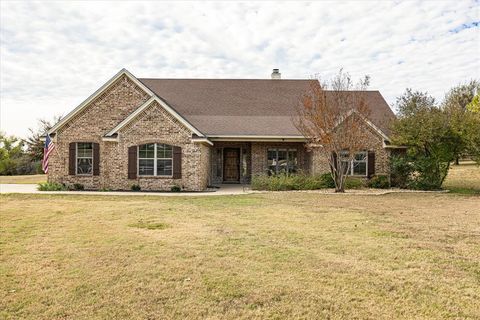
{"left": 138, "top": 143, "right": 173, "bottom": 176}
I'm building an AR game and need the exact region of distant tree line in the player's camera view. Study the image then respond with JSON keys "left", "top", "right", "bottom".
{"left": 0, "top": 116, "right": 61, "bottom": 175}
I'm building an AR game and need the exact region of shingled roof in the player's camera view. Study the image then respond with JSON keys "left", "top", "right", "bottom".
{"left": 138, "top": 78, "right": 395, "bottom": 137}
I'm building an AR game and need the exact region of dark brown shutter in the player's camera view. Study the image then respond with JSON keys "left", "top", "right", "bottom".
{"left": 368, "top": 151, "right": 375, "bottom": 178}
{"left": 128, "top": 146, "right": 137, "bottom": 179}
{"left": 93, "top": 143, "right": 100, "bottom": 176}
{"left": 173, "top": 146, "right": 182, "bottom": 179}
{"left": 69, "top": 142, "right": 76, "bottom": 175}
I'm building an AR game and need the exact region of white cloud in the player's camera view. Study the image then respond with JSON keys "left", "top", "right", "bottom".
{"left": 1, "top": 0, "right": 479, "bottom": 137}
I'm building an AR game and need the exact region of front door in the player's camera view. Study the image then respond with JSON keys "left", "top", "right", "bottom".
{"left": 223, "top": 148, "right": 240, "bottom": 182}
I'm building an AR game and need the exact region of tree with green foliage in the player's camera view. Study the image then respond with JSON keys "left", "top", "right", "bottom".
{"left": 391, "top": 90, "right": 458, "bottom": 189}
{"left": 0, "top": 132, "right": 28, "bottom": 175}
{"left": 442, "top": 81, "right": 480, "bottom": 164}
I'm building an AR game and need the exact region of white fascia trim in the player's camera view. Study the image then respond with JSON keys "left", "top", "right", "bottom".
{"left": 105, "top": 96, "right": 204, "bottom": 137}
{"left": 102, "top": 136, "right": 119, "bottom": 142}
{"left": 48, "top": 69, "right": 156, "bottom": 135}
{"left": 336, "top": 109, "right": 391, "bottom": 142}
{"left": 383, "top": 143, "right": 407, "bottom": 149}
{"left": 208, "top": 135, "right": 306, "bottom": 142}
{"left": 192, "top": 137, "right": 214, "bottom": 146}
{"left": 363, "top": 117, "right": 391, "bottom": 142}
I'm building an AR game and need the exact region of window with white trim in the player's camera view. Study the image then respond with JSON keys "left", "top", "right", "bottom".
{"left": 267, "top": 148, "right": 298, "bottom": 174}
{"left": 138, "top": 143, "right": 173, "bottom": 176}
{"left": 339, "top": 151, "right": 367, "bottom": 176}
{"left": 76, "top": 143, "right": 93, "bottom": 175}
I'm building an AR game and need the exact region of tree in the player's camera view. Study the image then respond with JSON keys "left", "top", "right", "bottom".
{"left": 294, "top": 70, "right": 371, "bottom": 192}
{"left": 0, "top": 132, "right": 27, "bottom": 175}
{"left": 25, "top": 115, "right": 62, "bottom": 162}
{"left": 391, "top": 90, "right": 459, "bottom": 189}
{"left": 441, "top": 81, "right": 480, "bottom": 164}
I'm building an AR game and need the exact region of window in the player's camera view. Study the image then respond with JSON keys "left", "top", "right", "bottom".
{"left": 353, "top": 152, "right": 367, "bottom": 175}
{"left": 339, "top": 151, "right": 367, "bottom": 176}
{"left": 138, "top": 143, "right": 173, "bottom": 176}
{"left": 267, "top": 148, "right": 298, "bottom": 174}
{"left": 76, "top": 143, "right": 93, "bottom": 175}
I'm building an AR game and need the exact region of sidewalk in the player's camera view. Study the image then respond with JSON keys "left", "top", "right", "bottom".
{"left": 0, "top": 184, "right": 253, "bottom": 196}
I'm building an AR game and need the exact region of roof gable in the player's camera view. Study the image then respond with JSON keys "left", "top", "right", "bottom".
{"left": 47, "top": 69, "right": 208, "bottom": 140}
{"left": 48, "top": 69, "right": 156, "bottom": 135}
{"left": 105, "top": 96, "right": 204, "bottom": 138}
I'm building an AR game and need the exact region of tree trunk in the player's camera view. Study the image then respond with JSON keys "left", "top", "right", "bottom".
{"left": 455, "top": 156, "right": 459, "bottom": 165}
{"left": 334, "top": 172, "right": 345, "bottom": 193}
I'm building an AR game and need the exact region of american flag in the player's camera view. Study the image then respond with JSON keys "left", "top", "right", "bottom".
{"left": 42, "top": 135, "right": 55, "bottom": 173}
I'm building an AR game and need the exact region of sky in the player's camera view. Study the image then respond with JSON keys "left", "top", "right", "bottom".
{"left": 1, "top": 1, "right": 479, "bottom": 138}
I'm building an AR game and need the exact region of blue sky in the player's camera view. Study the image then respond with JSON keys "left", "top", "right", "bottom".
{"left": 1, "top": 1, "right": 479, "bottom": 137}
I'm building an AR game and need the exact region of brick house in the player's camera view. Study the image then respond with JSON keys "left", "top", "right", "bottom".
{"left": 46, "top": 68, "right": 398, "bottom": 191}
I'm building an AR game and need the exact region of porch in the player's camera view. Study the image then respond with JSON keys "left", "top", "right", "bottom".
{"left": 209, "top": 141, "right": 309, "bottom": 187}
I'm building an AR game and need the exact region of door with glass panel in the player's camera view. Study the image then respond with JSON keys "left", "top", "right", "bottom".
{"left": 223, "top": 148, "right": 240, "bottom": 182}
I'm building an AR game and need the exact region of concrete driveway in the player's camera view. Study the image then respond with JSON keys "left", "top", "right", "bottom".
{"left": 0, "top": 183, "right": 253, "bottom": 196}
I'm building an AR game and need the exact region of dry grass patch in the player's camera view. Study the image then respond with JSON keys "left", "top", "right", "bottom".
{"left": 444, "top": 161, "right": 480, "bottom": 194}
{"left": 0, "top": 174, "right": 46, "bottom": 184}
{"left": 1, "top": 192, "right": 479, "bottom": 319}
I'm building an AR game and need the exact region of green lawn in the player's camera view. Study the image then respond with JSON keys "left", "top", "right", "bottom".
{"left": 1, "top": 191, "right": 479, "bottom": 319}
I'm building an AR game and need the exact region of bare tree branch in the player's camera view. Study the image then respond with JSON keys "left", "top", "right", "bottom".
{"left": 293, "top": 70, "right": 371, "bottom": 192}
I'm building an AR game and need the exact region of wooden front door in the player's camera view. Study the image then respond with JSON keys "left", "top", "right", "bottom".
{"left": 223, "top": 148, "right": 240, "bottom": 182}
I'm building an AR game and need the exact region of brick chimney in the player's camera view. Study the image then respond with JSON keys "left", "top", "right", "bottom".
{"left": 271, "top": 68, "right": 281, "bottom": 79}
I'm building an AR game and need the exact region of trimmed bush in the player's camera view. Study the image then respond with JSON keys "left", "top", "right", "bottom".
{"left": 367, "top": 175, "right": 390, "bottom": 189}
{"left": 344, "top": 177, "right": 365, "bottom": 189}
{"left": 131, "top": 184, "right": 141, "bottom": 191}
{"left": 37, "top": 182, "right": 67, "bottom": 191}
{"left": 170, "top": 185, "right": 181, "bottom": 192}
{"left": 319, "top": 173, "right": 335, "bottom": 188}
{"left": 251, "top": 173, "right": 335, "bottom": 191}
{"left": 72, "top": 183, "right": 84, "bottom": 191}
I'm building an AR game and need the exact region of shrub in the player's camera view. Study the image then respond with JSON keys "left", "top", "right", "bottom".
{"left": 344, "top": 177, "right": 365, "bottom": 189}
{"left": 72, "top": 183, "right": 84, "bottom": 191}
{"left": 37, "top": 182, "right": 67, "bottom": 191}
{"left": 131, "top": 184, "right": 141, "bottom": 191}
{"left": 170, "top": 185, "right": 181, "bottom": 192}
{"left": 390, "top": 155, "right": 413, "bottom": 188}
{"left": 390, "top": 153, "right": 448, "bottom": 190}
{"left": 251, "top": 173, "right": 335, "bottom": 191}
{"left": 367, "top": 175, "right": 390, "bottom": 189}
{"left": 319, "top": 173, "right": 335, "bottom": 188}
